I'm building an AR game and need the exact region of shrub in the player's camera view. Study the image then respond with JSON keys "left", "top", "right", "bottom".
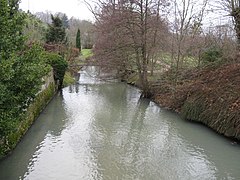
{"left": 0, "top": 44, "right": 50, "bottom": 135}
{"left": 46, "top": 15, "right": 66, "bottom": 44}
{"left": 201, "top": 47, "right": 223, "bottom": 64}
{"left": 44, "top": 52, "right": 68, "bottom": 89}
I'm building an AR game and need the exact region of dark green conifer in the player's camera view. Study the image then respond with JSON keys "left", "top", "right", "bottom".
{"left": 46, "top": 15, "right": 66, "bottom": 44}
{"left": 76, "top": 28, "right": 81, "bottom": 52}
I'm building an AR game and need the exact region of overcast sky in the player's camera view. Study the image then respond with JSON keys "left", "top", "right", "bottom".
{"left": 20, "top": 0, "right": 94, "bottom": 20}
{"left": 19, "top": 0, "right": 230, "bottom": 27}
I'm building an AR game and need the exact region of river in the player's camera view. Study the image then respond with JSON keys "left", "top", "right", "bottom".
{"left": 0, "top": 67, "right": 239, "bottom": 180}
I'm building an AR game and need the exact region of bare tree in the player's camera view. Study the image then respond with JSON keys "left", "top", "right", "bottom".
{"left": 68, "top": 18, "right": 95, "bottom": 48}
{"left": 169, "top": 0, "right": 209, "bottom": 75}
{"left": 218, "top": 0, "right": 240, "bottom": 48}
{"left": 90, "top": 0, "right": 169, "bottom": 97}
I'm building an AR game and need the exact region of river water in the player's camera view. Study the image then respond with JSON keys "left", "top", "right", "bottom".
{"left": 0, "top": 67, "right": 239, "bottom": 180}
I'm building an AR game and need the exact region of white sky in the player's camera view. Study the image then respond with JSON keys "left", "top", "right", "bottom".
{"left": 19, "top": 0, "right": 231, "bottom": 27}
{"left": 20, "top": 0, "right": 94, "bottom": 21}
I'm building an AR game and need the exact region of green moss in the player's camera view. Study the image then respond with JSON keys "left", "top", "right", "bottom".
{"left": 0, "top": 83, "right": 56, "bottom": 159}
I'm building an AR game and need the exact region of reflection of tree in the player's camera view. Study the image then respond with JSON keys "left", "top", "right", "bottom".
{"left": 89, "top": 83, "right": 129, "bottom": 132}
{"left": 67, "top": 84, "right": 81, "bottom": 94}
{"left": 47, "top": 91, "right": 68, "bottom": 136}
{"left": 83, "top": 84, "right": 90, "bottom": 93}
{"left": 123, "top": 98, "right": 150, "bottom": 174}
{"left": 87, "top": 83, "right": 151, "bottom": 179}
{"left": 86, "top": 83, "right": 129, "bottom": 178}
{"left": 131, "top": 98, "right": 150, "bottom": 130}
{"left": 0, "top": 92, "right": 68, "bottom": 179}
{"left": 68, "top": 85, "right": 74, "bottom": 93}
{"left": 75, "top": 83, "right": 79, "bottom": 93}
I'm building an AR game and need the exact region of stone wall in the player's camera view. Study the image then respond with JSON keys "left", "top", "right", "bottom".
{"left": 0, "top": 71, "right": 56, "bottom": 159}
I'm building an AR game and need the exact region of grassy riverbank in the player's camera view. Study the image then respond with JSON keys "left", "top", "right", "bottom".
{"left": 152, "top": 62, "right": 240, "bottom": 140}
{"left": 63, "top": 49, "right": 93, "bottom": 87}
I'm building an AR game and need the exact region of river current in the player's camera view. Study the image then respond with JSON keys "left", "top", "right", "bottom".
{"left": 0, "top": 67, "right": 239, "bottom": 180}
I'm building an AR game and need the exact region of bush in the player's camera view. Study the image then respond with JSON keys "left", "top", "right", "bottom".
{"left": 44, "top": 52, "right": 68, "bottom": 89}
{"left": 201, "top": 47, "right": 223, "bottom": 64}
{"left": 0, "top": 44, "right": 50, "bottom": 136}
{"left": 0, "top": 43, "right": 53, "bottom": 158}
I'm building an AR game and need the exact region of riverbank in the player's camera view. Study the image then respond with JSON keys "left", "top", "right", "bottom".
{"left": 0, "top": 74, "right": 56, "bottom": 159}
{"left": 125, "top": 62, "right": 240, "bottom": 141}
{"left": 63, "top": 49, "right": 94, "bottom": 87}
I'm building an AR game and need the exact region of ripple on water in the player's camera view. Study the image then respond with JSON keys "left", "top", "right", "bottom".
{"left": 0, "top": 67, "right": 240, "bottom": 180}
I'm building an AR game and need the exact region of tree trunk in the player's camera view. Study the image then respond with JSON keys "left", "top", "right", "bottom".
{"left": 232, "top": 8, "right": 240, "bottom": 49}
{"left": 139, "top": 70, "right": 151, "bottom": 98}
{"left": 151, "top": 57, "right": 154, "bottom": 76}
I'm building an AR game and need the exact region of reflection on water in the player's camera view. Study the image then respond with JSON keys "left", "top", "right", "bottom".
{"left": 0, "top": 67, "right": 239, "bottom": 180}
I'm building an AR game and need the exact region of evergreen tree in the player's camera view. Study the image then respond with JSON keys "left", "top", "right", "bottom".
{"left": 76, "top": 28, "right": 81, "bottom": 52}
{"left": 0, "top": 0, "right": 25, "bottom": 58}
{"left": 0, "top": 0, "right": 50, "bottom": 140}
{"left": 61, "top": 14, "right": 69, "bottom": 29}
{"left": 46, "top": 15, "right": 66, "bottom": 44}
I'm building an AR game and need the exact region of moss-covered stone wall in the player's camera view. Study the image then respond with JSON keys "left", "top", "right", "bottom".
{"left": 0, "top": 79, "right": 56, "bottom": 159}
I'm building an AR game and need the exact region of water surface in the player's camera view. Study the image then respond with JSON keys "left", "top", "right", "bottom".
{"left": 0, "top": 67, "right": 239, "bottom": 180}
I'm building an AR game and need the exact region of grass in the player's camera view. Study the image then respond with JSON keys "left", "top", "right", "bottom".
{"left": 63, "top": 71, "right": 75, "bottom": 87}
{"left": 158, "top": 53, "right": 198, "bottom": 68}
{"left": 68, "top": 49, "right": 93, "bottom": 72}
{"left": 152, "top": 62, "right": 240, "bottom": 140}
{"left": 81, "top": 49, "right": 93, "bottom": 60}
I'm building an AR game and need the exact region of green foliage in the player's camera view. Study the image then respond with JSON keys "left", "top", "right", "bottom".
{"left": 0, "top": 83, "right": 56, "bottom": 158}
{"left": 0, "top": 44, "right": 50, "bottom": 136}
{"left": 44, "top": 52, "right": 68, "bottom": 89}
{"left": 201, "top": 47, "right": 223, "bottom": 64}
{"left": 0, "top": 0, "right": 26, "bottom": 58}
{"left": 181, "top": 98, "right": 205, "bottom": 121}
{"left": 76, "top": 28, "right": 81, "bottom": 52}
{"left": 24, "top": 13, "right": 47, "bottom": 43}
{"left": 61, "top": 13, "right": 69, "bottom": 29}
{"left": 0, "top": 0, "right": 58, "bottom": 158}
{"left": 46, "top": 15, "right": 66, "bottom": 44}
{"left": 0, "top": 0, "right": 50, "bottom": 139}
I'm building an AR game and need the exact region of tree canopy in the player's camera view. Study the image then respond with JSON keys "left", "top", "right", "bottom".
{"left": 93, "top": 0, "right": 169, "bottom": 97}
{"left": 0, "top": 0, "right": 25, "bottom": 58}
{"left": 46, "top": 14, "right": 66, "bottom": 44}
